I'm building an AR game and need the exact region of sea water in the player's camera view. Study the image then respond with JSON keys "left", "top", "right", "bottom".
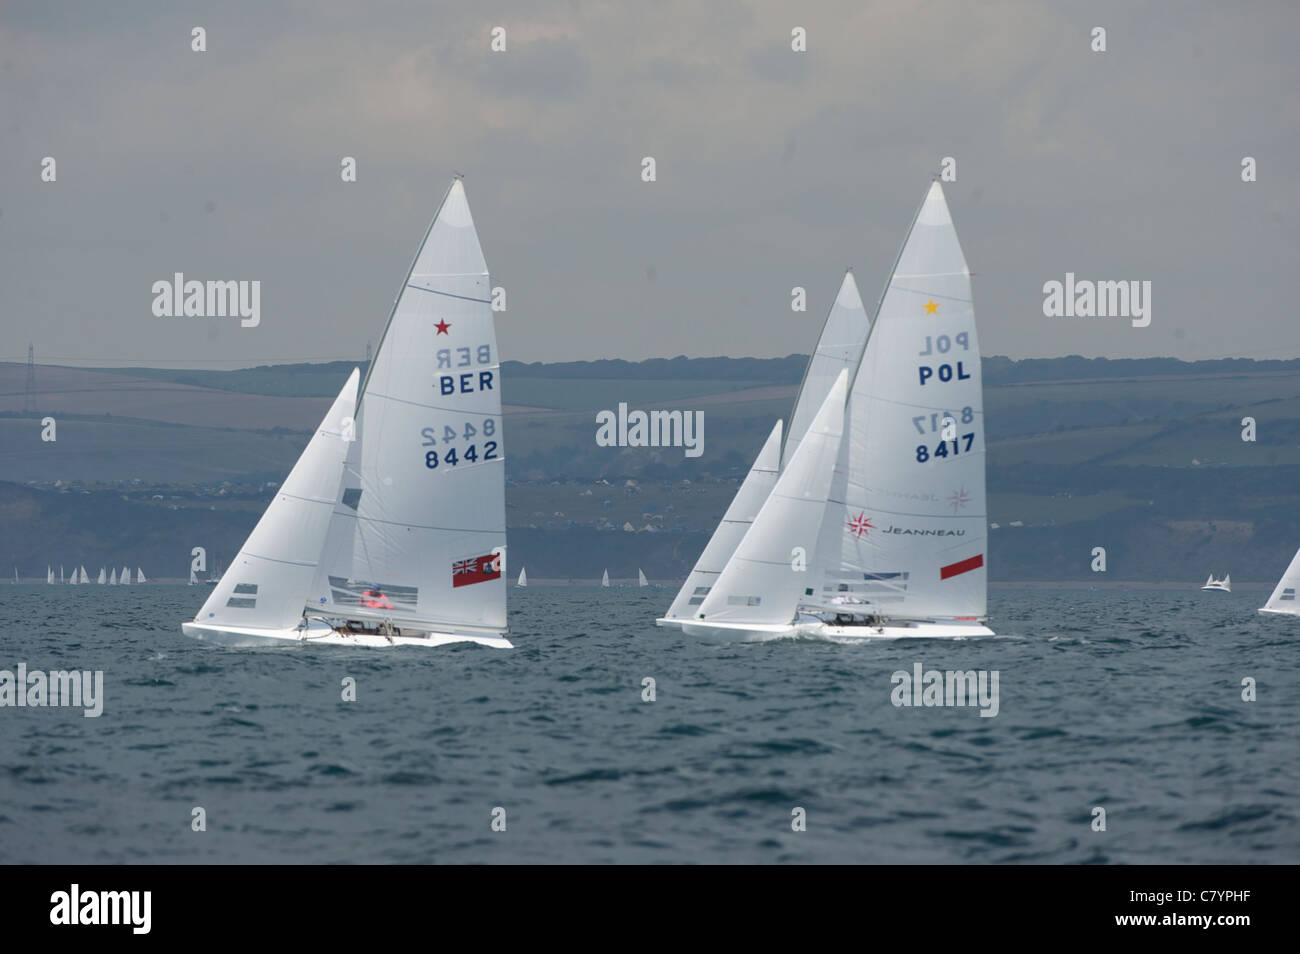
{"left": 0, "top": 585, "right": 1295, "bottom": 863}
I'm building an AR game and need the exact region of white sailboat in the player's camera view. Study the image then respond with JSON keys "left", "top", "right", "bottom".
{"left": 46, "top": 566, "right": 54, "bottom": 584}
{"left": 658, "top": 271, "right": 870, "bottom": 628}
{"left": 601, "top": 569, "right": 610, "bottom": 587}
{"left": 516, "top": 567, "right": 527, "bottom": 587}
{"left": 137, "top": 567, "right": 147, "bottom": 583}
{"left": 183, "top": 178, "right": 510, "bottom": 649}
{"left": 121, "top": 566, "right": 131, "bottom": 585}
{"left": 79, "top": 566, "right": 89, "bottom": 584}
{"left": 638, "top": 568, "right": 648, "bottom": 587}
{"left": 60, "top": 566, "right": 64, "bottom": 583}
{"left": 1202, "top": 573, "right": 1230, "bottom": 592}
{"left": 678, "top": 181, "right": 993, "bottom": 641}
{"left": 1260, "top": 550, "right": 1300, "bottom": 615}
{"left": 109, "top": 568, "right": 117, "bottom": 585}
{"left": 97, "top": 567, "right": 106, "bottom": 585}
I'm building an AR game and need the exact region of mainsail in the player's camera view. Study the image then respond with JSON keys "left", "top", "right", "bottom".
{"left": 137, "top": 568, "right": 147, "bottom": 583}
{"left": 810, "top": 181, "right": 987, "bottom": 621}
{"left": 516, "top": 567, "right": 527, "bottom": 587}
{"left": 195, "top": 371, "right": 360, "bottom": 632}
{"left": 782, "top": 271, "right": 870, "bottom": 468}
{"left": 662, "top": 269, "right": 870, "bottom": 625}
{"left": 638, "top": 569, "right": 648, "bottom": 587}
{"left": 695, "top": 371, "right": 848, "bottom": 625}
{"left": 313, "top": 179, "right": 506, "bottom": 634}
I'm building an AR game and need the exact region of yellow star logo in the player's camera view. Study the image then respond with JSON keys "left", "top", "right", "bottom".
{"left": 924, "top": 300, "right": 939, "bottom": 315}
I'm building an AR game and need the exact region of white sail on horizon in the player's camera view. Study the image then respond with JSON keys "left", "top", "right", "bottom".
{"left": 516, "top": 567, "right": 527, "bottom": 587}
{"left": 638, "top": 568, "right": 648, "bottom": 587}
{"left": 601, "top": 569, "right": 610, "bottom": 587}
{"left": 109, "top": 568, "right": 117, "bottom": 585}
{"left": 137, "top": 567, "right": 147, "bottom": 583}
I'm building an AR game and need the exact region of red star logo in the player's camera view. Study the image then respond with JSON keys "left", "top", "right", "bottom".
{"left": 435, "top": 319, "right": 451, "bottom": 335}
{"left": 846, "top": 511, "right": 875, "bottom": 538}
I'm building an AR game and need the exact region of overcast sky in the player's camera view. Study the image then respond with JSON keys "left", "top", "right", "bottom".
{"left": 2, "top": 0, "right": 1297, "bottom": 369}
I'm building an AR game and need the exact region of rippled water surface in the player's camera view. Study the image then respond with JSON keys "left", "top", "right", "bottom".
{"left": 0, "top": 584, "right": 1296, "bottom": 863}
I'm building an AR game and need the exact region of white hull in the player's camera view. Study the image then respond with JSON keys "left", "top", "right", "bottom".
{"left": 654, "top": 617, "right": 684, "bottom": 630}
{"left": 676, "top": 617, "right": 995, "bottom": 642}
{"left": 1257, "top": 607, "right": 1299, "bottom": 617}
{"left": 181, "top": 618, "right": 512, "bottom": 649}
{"left": 1201, "top": 584, "right": 1231, "bottom": 592}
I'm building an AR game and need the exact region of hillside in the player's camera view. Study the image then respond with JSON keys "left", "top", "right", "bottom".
{"left": 3, "top": 354, "right": 1300, "bottom": 582}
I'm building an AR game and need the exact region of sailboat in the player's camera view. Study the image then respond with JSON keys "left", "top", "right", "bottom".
{"left": 601, "top": 569, "right": 610, "bottom": 587}
{"left": 46, "top": 566, "right": 54, "bottom": 584}
{"left": 137, "top": 567, "right": 147, "bottom": 583}
{"left": 1259, "top": 549, "right": 1300, "bottom": 615}
{"left": 60, "top": 566, "right": 64, "bottom": 583}
{"left": 183, "top": 177, "right": 510, "bottom": 649}
{"left": 676, "top": 181, "right": 993, "bottom": 641}
{"left": 658, "top": 271, "right": 870, "bottom": 628}
{"left": 638, "top": 569, "right": 648, "bottom": 587}
{"left": 516, "top": 567, "right": 527, "bottom": 587}
{"left": 1202, "top": 573, "right": 1230, "bottom": 592}
{"left": 121, "top": 566, "right": 131, "bottom": 585}
{"left": 109, "top": 568, "right": 117, "bottom": 585}
{"left": 97, "top": 567, "right": 106, "bottom": 585}
{"left": 79, "top": 566, "right": 89, "bottom": 584}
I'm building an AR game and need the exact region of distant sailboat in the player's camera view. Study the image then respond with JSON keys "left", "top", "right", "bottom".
{"left": 676, "top": 182, "right": 993, "bottom": 641}
{"left": 79, "top": 566, "right": 89, "bottom": 584}
{"left": 121, "top": 566, "right": 131, "bottom": 585}
{"left": 97, "top": 567, "right": 107, "bottom": 585}
{"left": 601, "top": 569, "right": 610, "bottom": 587}
{"left": 182, "top": 178, "right": 510, "bottom": 649}
{"left": 47, "top": 566, "right": 54, "bottom": 584}
{"left": 1202, "top": 573, "right": 1230, "bottom": 592}
{"left": 638, "top": 569, "right": 648, "bottom": 587}
{"left": 516, "top": 567, "right": 527, "bottom": 587}
{"left": 1260, "top": 550, "right": 1300, "bottom": 615}
{"left": 109, "top": 568, "right": 117, "bottom": 585}
{"left": 60, "top": 566, "right": 64, "bottom": 583}
{"left": 137, "top": 567, "right": 147, "bottom": 583}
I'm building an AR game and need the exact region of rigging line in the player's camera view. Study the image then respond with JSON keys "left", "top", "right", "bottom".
{"left": 405, "top": 284, "right": 491, "bottom": 304}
